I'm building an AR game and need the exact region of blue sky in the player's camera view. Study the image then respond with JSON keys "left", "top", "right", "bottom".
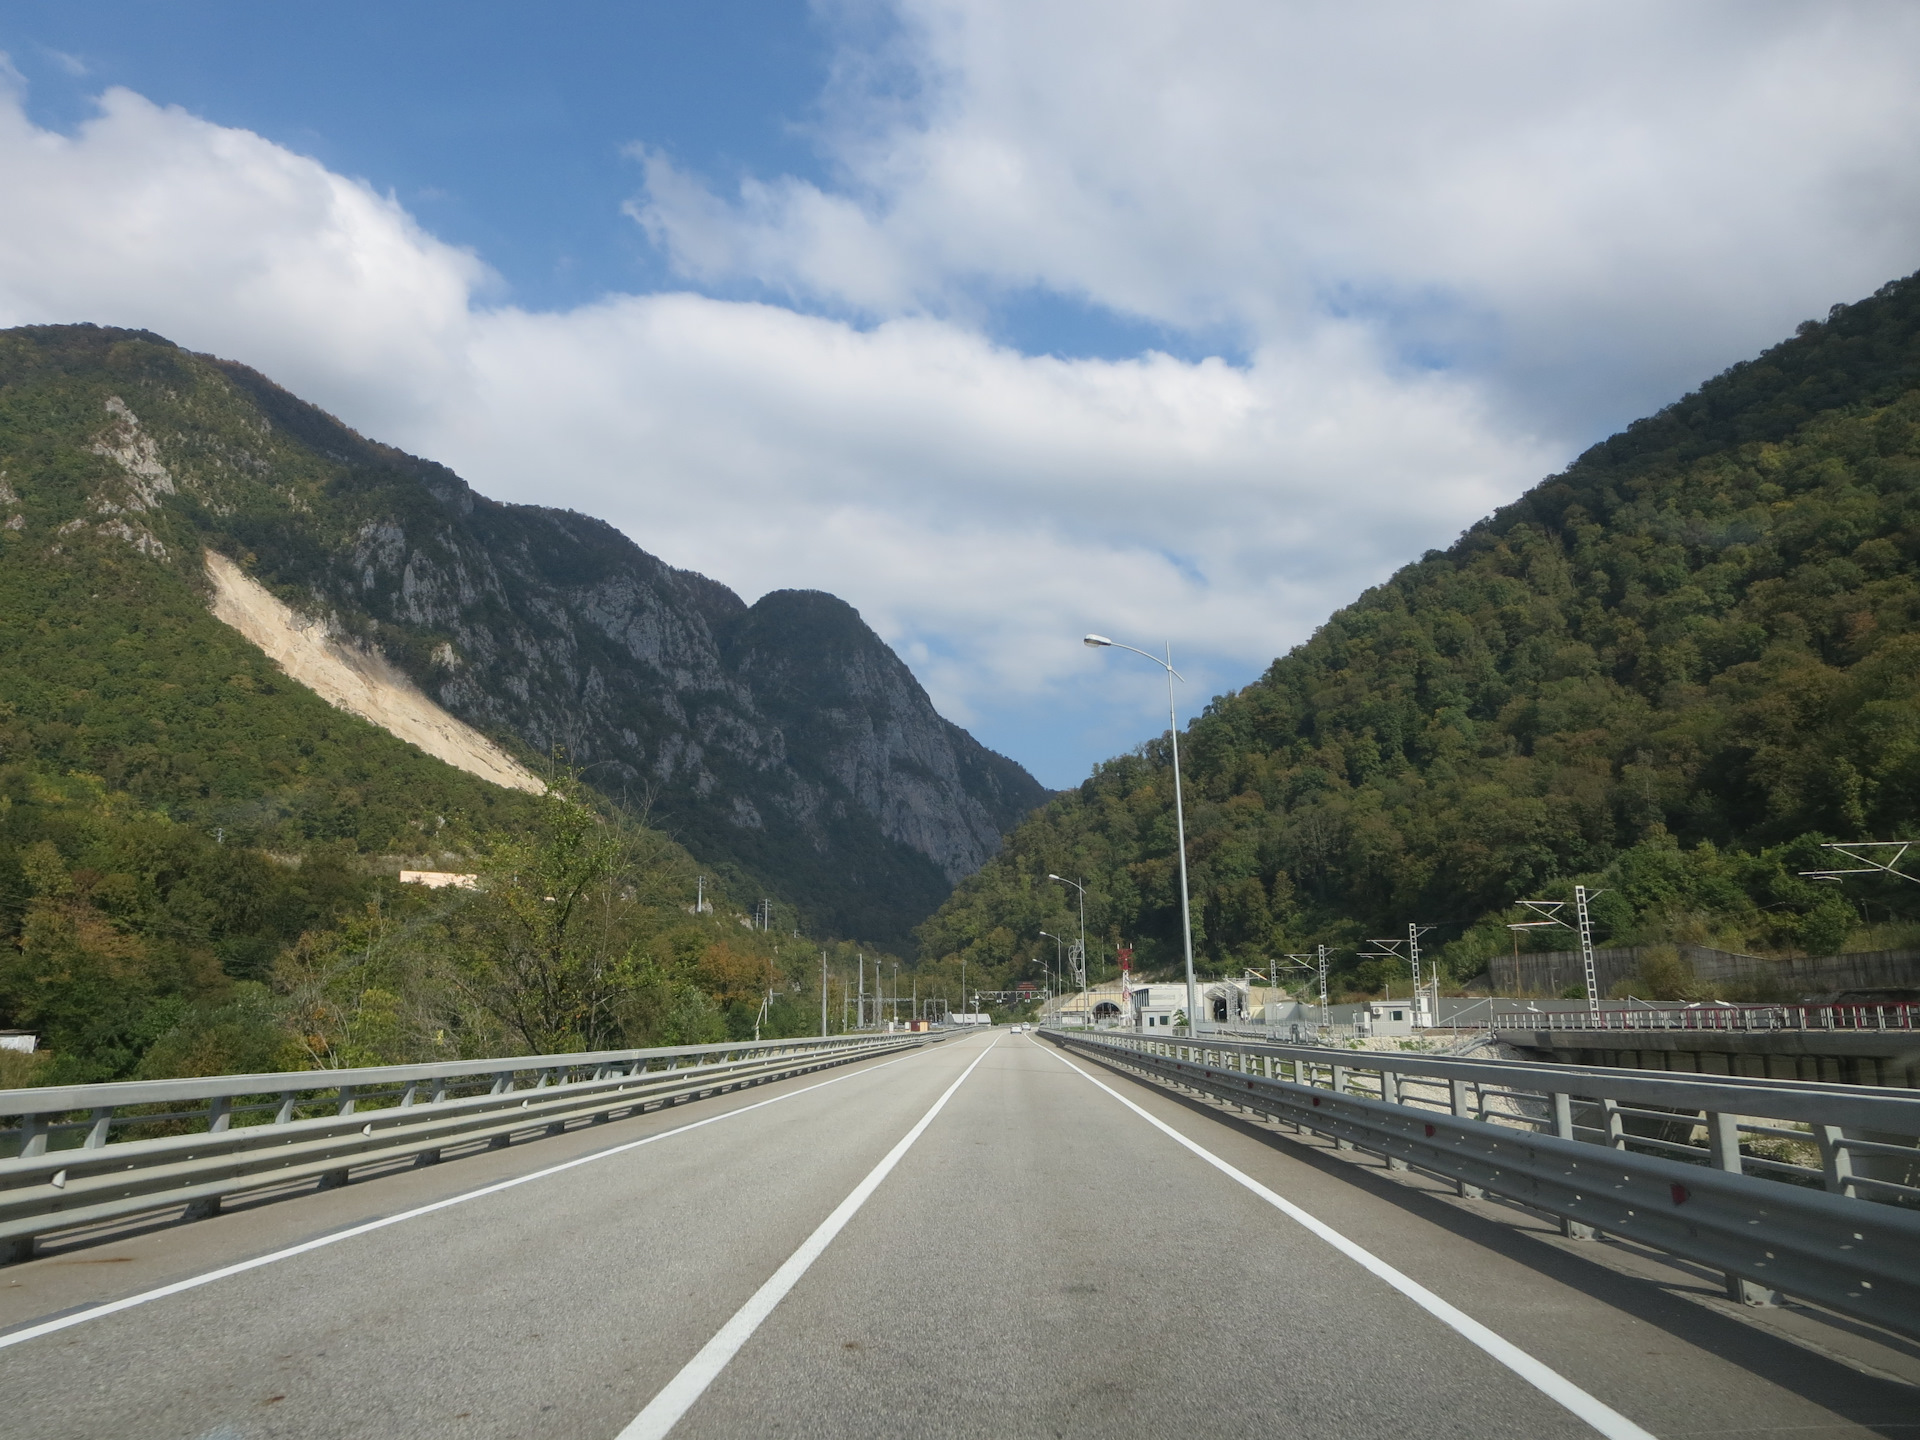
{"left": 5, "top": 2, "right": 832, "bottom": 310}
{"left": 1, "top": 3, "right": 1916, "bottom": 786}
{"left": 5, "top": 1, "right": 1189, "bottom": 364}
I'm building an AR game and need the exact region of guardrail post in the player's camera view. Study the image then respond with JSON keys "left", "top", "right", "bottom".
{"left": 1707, "top": 1112, "right": 1777, "bottom": 1306}
{"left": 1815, "top": 1125, "right": 1857, "bottom": 1198}
{"left": 1552, "top": 1094, "right": 1594, "bottom": 1238}
{"left": 84, "top": 1107, "right": 114, "bottom": 1149}
{"left": 1602, "top": 1097, "right": 1626, "bottom": 1148}
{"left": 1451, "top": 1080, "right": 1484, "bottom": 1198}
{"left": 335, "top": 1086, "right": 356, "bottom": 1117}
{"left": 17, "top": 1113, "right": 48, "bottom": 1158}
{"left": 1330, "top": 1065, "right": 1353, "bottom": 1150}
{"left": 275, "top": 1093, "right": 297, "bottom": 1124}
{"left": 488, "top": 1072, "right": 516, "bottom": 1143}
{"left": 187, "top": 1099, "right": 230, "bottom": 1219}
{"left": 1379, "top": 1068, "right": 1409, "bottom": 1171}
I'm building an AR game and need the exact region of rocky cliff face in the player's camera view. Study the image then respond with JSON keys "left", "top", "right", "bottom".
{"left": 2, "top": 325, "right": 1046, "bottom": 948}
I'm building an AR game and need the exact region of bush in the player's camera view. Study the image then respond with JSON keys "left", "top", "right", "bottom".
{"left": 135, "top": 984, "right": 302, "bottom": 1079}
{"left": 0, "top": 1046, "right": 52, "bottom": 1089}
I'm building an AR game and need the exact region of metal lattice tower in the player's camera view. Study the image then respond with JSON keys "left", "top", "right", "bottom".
{"left": 1406, "top": 922, "right": 1435, "bottom": 1021}
{"left": 1574, "top": 885, "right": 1599, "bottom": 1015}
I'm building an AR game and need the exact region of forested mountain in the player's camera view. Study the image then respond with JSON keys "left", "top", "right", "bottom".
{"left": 0, "top": 326, "right": 1044, "bottom": 953}
{"left": 918, "top": 270, "right": 1920, "bottom": 1000}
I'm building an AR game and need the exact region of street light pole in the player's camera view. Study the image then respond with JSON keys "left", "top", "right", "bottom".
{"left": 1039, "top": 930, "right": 1066, "bottom": 1020}
{"left": 1083, "top": 634, "right": 1197, "bottom": 1036}
{"left": 1046, "top": 877, "right": 1089, "bottom": 1023}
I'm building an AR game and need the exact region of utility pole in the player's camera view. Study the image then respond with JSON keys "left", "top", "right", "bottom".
{"left": 857, "top": 953, "right": 865, "bottom": 1030}
{"left": 1407, "top": 922, "right": 1435, "bottom": 1026}
{"left": 1574, "top": 885, "right": 1599, "bottom": 1017}
{"left": 1512, "top": 892, "right": 1605, "bottom": 1014}
{"left": 820, "top": 949, "right": 828, "bottom": 1037}
{"left": 1080, "top": 635, "right": 1196, "bottom": 1039}
{"left": 1317, "top": 944, "right": 1329, "bottom": 1032}
{"left": 1048, "top": 875, "right": 1090, "bottom": 1025}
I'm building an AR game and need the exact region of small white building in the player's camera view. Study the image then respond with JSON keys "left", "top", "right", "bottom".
{"left": 1123, "top": 982, "right": 1191, "bottom": 1030}
{"left": 1359, "top": 999, "right": 1422, "bottom": 1036}
{"left": 0, "top": 1030, "right": 37, "bottom": 1053}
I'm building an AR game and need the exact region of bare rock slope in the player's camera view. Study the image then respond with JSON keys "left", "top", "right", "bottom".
{"left": 203, "top": 550, "right": 543, "bottom": 795}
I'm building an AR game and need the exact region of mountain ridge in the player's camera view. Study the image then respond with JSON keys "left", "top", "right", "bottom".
{"left": 0, "top": 324, "right": 1046, "bottom": 950}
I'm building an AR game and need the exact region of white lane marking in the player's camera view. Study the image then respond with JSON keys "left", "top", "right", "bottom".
{"left": 0, "top": 1042, "right": 951, "bottom": 1352}
{"left": 617, "top": 1034, "right": 1000, "bottom": 1440}
{"left": 1042, "top": 1044, "right": 1659, "bottom": 1440}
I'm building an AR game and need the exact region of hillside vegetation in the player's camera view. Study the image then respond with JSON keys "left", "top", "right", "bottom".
{"left": 918, "top": 271, "right": 1920, "bottom": 1001}
{"left": 0, "top": 332, "right": 896, "bottom": 1084}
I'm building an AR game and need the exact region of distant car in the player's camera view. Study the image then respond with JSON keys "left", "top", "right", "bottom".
{"left": 1010, "top": 1024, "right": 1024, "bottom": 1033}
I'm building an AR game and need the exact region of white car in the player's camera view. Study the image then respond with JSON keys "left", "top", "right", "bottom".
{"left": 1010, "top": 1024, "right": 1024, "bottom": 1033}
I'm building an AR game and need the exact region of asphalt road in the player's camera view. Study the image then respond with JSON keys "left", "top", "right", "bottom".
{"left": 1, "top": 1030, "right": 1916, "bottom": 1440}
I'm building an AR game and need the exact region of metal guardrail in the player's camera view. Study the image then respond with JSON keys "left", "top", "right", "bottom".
{"left": 1477, "top": 1001, "right": 1920, "bottom": 1034}
{"left": 0, "top": 1032, "right": 939, "bottom": 1261}
{"left": 1048, "top": 1028, "right": 1920, "bottom": 1340}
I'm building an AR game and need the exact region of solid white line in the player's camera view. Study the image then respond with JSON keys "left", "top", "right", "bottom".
{"left": 1042, "top": 1044, "right": 1659, "bottom": 1440}
{"left": 0, "top": 1041, "right": 947, "bottom": 1352}
{"left": 616, "top": 1034, "right": 1000, "bottom": 1440}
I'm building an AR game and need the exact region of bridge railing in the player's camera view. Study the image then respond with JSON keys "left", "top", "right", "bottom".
{"left": 1477, "top": 1000, "right": 1920, "bottom": 1033}
{"left": 1047, "top": 1027, "right": 1920, "bottom": 1340}
{"left": 0, "top": 1031, "right": 935, "bottom": 1261}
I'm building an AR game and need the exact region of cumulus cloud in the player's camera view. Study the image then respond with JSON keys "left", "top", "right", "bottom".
{"left": 0, "top": 3, "right": 1916, "bottom": 783}
{"left": 426, "top": 297, "right": 1548, "bottom": 716}
{"left": 637, "top": 1, "right": 1920, "bottom": 428}
{"left": 0, "top": 81, "right": 489, "bottom": 435}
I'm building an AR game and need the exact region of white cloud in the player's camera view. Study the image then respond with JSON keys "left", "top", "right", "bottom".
{"left": 430, "top": 297, "right": 1548, "bottom": 722}
{"left": 0, "top": 82, "right": 488, "bottom": 435}
{"left": 0, "top": 3, "right": 1916, "bottom": 784}
{"left": 639, "top": 2, "right": 1920, "bottom": 426}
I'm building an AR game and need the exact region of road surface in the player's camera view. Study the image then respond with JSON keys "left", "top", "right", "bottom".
{"left": 1, "top": 1031, "right": 1914, "bottom": 1439}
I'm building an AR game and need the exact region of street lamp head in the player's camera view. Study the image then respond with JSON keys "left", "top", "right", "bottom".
{"left": 1047, "top": 873, "right": 1062, "bottom": 881}
{"left": 1083, "top": 634, "right": 1112, "bottom": 648}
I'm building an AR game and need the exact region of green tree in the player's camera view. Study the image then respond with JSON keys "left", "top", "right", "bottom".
{"left": 447, "top": 775, "right": 676, "bottom": 1053}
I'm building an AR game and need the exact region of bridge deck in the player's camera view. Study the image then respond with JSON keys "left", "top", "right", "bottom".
{"left": 1, "top": 1031, "right": 1914, "bottom": 1439}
